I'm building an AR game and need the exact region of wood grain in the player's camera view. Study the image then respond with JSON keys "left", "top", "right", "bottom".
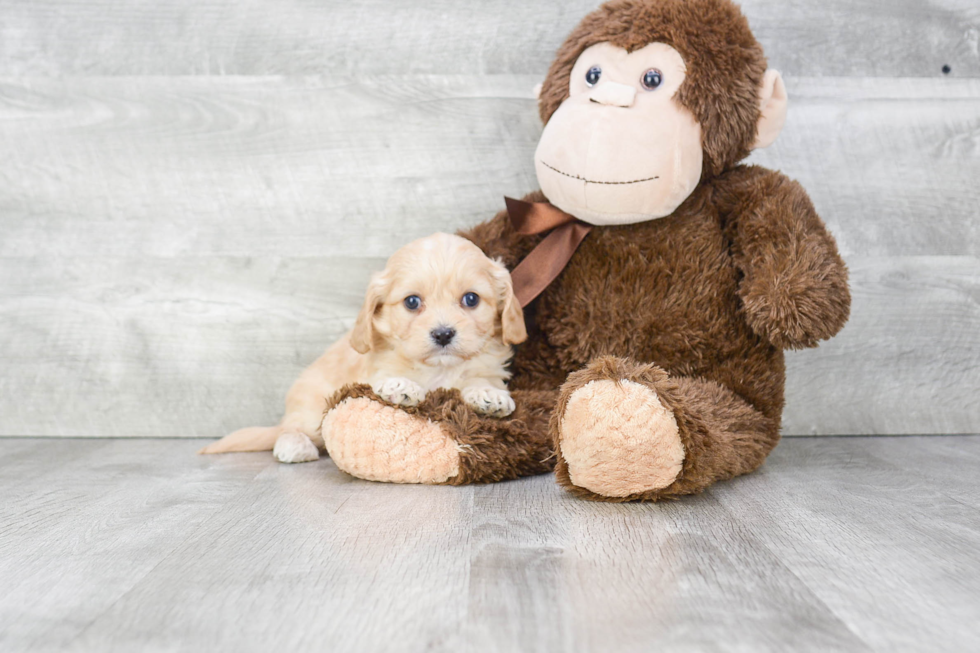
{"left": 0, "top": 256, "right": 382, "bottom": 436}
{"left": 0, "top": 439, "right": 270, "bottom": 650}
{"left": 782, "top": 256, "right": 980, "bottom": 436}
{"left": 466, "top": 477, "right": 869, "bottom": 652}
{"left": 66, "top": 444, "right": 475, "bottom": 652}
{"left": 0, "top": 76, "right": 541, "bottom": 259}
{"left": 1, "top": 436, "right": 978, "bottom": 651}
{"left": 715, "top": 437, "right": 980, "bottom": 651}
{"left": 1, "top": 255, "right": 977, "bottom": 437}
{"left": 2, "top": 76, "right": 977, "bottom": 259}
{"left": 750, "top": 77, "right": 980, "bottom": 258}
{"left": 0, "top": 1, "right": 976, "bottom": 78}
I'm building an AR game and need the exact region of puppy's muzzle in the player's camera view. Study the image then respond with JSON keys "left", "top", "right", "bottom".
{"left": 430, "top": 326, "right": 456, "bottom": 347}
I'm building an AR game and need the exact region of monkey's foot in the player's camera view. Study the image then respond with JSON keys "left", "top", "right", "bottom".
{"left": 323, "top": 397, "right": 460, "bottom": 484}
{"left": 322, "top": 384, "right": 555, "bottom": 485}
{"left": 556, "top": 378, "right": 684, "bottom": 499}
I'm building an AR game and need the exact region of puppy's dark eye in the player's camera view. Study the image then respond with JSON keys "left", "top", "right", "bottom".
{"left": 585, "top": 66, "right": 602, "bottom": 87}
{"left": 403, "top": 295, "right": 421, "bottom": 311}
{"left": 641, "top": 69, "right": 663, "bottom": 90}
{"left": 461, "top": 292, "right": 480, "bottom": 308}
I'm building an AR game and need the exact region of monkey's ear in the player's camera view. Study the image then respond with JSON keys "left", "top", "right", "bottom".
{"left": 349, "top": 273, "right": 387, "bottom": 354}
{"left": 753, "top": 69, "right": 788, "bottom": 149}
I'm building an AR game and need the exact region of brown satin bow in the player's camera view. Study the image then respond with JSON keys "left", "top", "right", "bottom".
{"left": 505, "top": 197, "right": 592, "bottom": 307}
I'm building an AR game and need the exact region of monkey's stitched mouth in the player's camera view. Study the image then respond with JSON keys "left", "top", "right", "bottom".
{"left": 540, "top": 161, "right": 659, "bottom": 185}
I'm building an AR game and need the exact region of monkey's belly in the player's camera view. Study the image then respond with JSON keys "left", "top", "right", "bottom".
{"left": 538, "top": 226, "right": 745, "bottom": 373}
{"left": 540, "top": 290, "right": 740, "bottom": 378}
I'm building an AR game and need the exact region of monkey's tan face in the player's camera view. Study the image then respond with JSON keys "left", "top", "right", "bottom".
{"left": 535, "top": 42, "right": 704, "bottom": 226}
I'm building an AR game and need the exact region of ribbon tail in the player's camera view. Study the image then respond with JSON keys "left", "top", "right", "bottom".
{"left": 510, "top": 221, "right": 592, "bottom": 307}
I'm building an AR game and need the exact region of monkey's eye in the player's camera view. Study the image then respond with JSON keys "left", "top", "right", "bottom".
{"left": 585, "top": 66, "right": 602, "bottom": 87}
{"left": 461, "top": 292, "right": 480, "bottom": 308}
{"left": 403, "top": 295, "right": 421, "bottom": 311}
{"left": 641, "top": 69, "right": 663, "bottom": 90}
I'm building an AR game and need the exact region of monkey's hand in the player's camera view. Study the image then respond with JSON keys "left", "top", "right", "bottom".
{"left": 723, "top": 167, "right": 851, "bottom": 349}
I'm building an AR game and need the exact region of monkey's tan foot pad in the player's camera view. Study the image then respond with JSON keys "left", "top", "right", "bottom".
{"left": 323, "top": 397, "right": 460, "bottom": 484}
{"left": 558, "top": 380, "right": 685, "bottom": 497}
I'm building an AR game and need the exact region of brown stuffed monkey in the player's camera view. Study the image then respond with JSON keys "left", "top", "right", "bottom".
{"left": 321, "top": 0, "right": 851, "bottom": 501}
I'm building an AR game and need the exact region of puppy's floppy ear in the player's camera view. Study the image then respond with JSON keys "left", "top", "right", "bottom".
{"left": 489, "top": 259, "right": 527, "bottom": 345}
{"left": 349, "top": 272, "right": 388, "bottom": 354}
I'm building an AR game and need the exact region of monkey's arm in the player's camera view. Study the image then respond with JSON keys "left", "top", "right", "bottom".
{"left": 720, "top": 166, "right": 851, "bottom": 350}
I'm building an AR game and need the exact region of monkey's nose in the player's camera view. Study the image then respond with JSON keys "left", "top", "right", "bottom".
{"left": 430, "top": 326, "right": 456, "bottom": 347}
{"left": 589, "top": 81, "right": 636, "bottom": 108}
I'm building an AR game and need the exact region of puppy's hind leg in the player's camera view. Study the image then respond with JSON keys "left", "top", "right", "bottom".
{"left": 201, "top": 334, "right": 351, "bottom": 460}
{"left": 198, "top": 426, "right": 283, "bottom": 454}
{"left": 272, "top": 402, "right": 332, "bottom": 464}
{"left": 273, "top": 432, "right": 321, "bottom": 464}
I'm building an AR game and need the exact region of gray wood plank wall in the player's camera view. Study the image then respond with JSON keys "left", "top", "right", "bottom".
{"left": 0, "top": 1, "right": 978, "bottom": 437}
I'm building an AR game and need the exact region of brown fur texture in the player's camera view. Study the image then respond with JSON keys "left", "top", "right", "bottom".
{"left": 325, "top": 0, "right": 850, "bottom": 500}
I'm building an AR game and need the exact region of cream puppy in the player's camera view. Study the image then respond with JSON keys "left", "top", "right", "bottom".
{"left": 200, "top": 232, "right": 527, "bottom": 464}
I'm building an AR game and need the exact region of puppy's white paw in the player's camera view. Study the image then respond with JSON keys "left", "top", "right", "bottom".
{"left": 462, "top": 386, "right": 516, "bottom": 418}
{"left": 373, "top": 377, "right": 426, "bottom": 407}
{"left": 273, "top": 431, "right": 320, "bottom": 464}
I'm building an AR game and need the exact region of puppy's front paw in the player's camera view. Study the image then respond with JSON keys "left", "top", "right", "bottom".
{"left": 273, "top": 431, "right": 320, "bottom": 464}
{"left": 462, "top": 386, "right": 516, "bottom": 418}
{"left": 373, "top": 377, "right": 426, "bottom": 407}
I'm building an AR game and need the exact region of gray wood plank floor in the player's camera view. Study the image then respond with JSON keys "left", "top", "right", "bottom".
{"left": 1, "top": 437, "right": 978, "bottom": 652}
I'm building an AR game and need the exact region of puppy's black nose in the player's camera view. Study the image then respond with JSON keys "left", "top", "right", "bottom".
{"left": 430, "top": 326, "right": 456, "bottom": 347}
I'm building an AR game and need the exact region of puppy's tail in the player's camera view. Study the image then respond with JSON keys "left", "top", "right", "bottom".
{"left": 198, "top": 426, "right": 282, "bottom": 454}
